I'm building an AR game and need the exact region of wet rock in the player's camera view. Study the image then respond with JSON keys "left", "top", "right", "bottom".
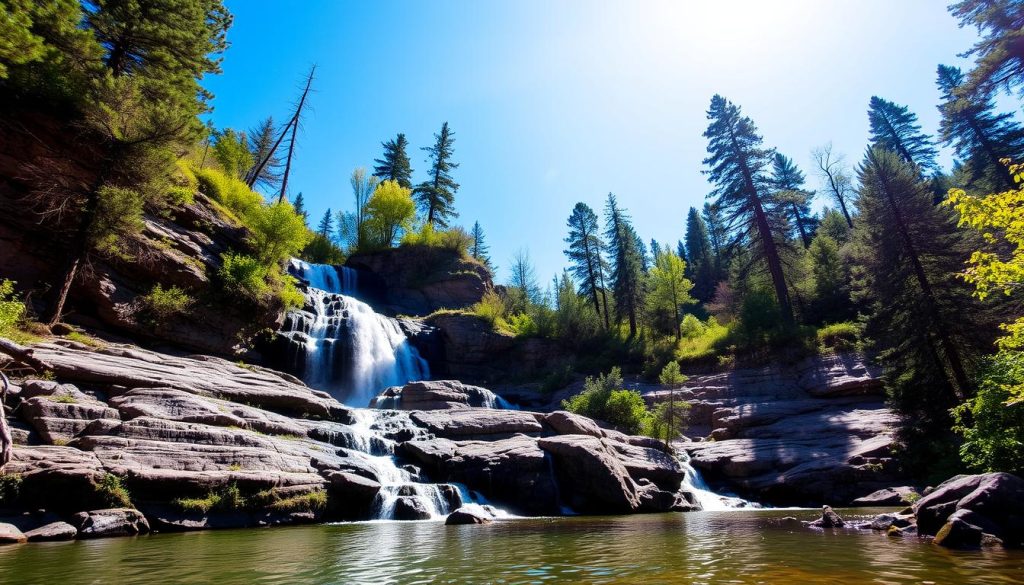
{"left": 934, "top": 515, "right": 985, "bottom": 549}
{"left": 71, "top": 508, "right": 150, "bottom": 538}
{"left": 852, "top": 486, "right": 921, "bottom": 507}
{"left": 608, "top": 441, "right": 684, "bottom": 491}
{"left": 445, "top": 506, "right": 495, "bottom": 525}
{"left": 410, "top": 409, "right": 543, "bottom": 439}
{"left": 392, "top": 496, "right": 432, "bottom": 520}
{"left": 0, "top": 522, "right": 26, "bottom": 544}
{"left": 808, "top": 505, "right": 845, "bottom": 528}
{"left": 24, "top": 521, "right": 77, "bottom": 542}
{"left": 538, "top": 435, "right": 640, "bottom": 514}
{"left": 371, "top": 380, "right": 510, "bottom": 410}
{"left": 324, "top": 471, "right": 381, "bottom": 501}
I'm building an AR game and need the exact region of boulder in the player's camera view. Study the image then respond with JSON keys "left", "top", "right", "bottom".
{"left": 913, "top": 472, "right": 1024, "bottom": 546}
{"left": 538, "top": 435, "right": 640, "bottom": 513}
{"left": 934, "top": 513, "right": 986, "bottom": 549}
{"left": 24, "top": 521, "right": 77, "bottom": 542}
{"left": 808, "top": 505, "right": 845, "bottom": 528}
{"left": 324, "top": 471, "right": 381, "bottom": 517}
{"left": 70, "top": 508, "right": 150, "bottom": 538}
{"left": 410, "top": 409, "right": 543, "bottom": 439}
{"left": 371, "top": 380, "right": 511, "bottom": 410}
{"left": 0, "top": 522, "right": 26, "bottom": 544}
{"left": 852, "top": 486, "right": 920, "bottom": 507}
{"left": 392, "top": 497, "right": 432, "bottom": 520}
{"left": 608, "top": 441, "right": 684, "bottom": 491}
{"left": 545, "top": 411, "right": 604, "bottom": 438}
{"left": 445, "top": 506, "right": 495, "bottom": 525}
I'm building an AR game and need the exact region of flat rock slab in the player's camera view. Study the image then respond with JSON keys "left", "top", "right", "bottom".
{"left": 24, "top": 521, "right": 77, "bottom": 541}
{"left": 410, "top": 409, "right": 543, "bottom": 438}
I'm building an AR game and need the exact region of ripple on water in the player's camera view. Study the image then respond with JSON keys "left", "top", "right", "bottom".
{"left": 0, "top": 510, "right": 1023, "bottom": 584}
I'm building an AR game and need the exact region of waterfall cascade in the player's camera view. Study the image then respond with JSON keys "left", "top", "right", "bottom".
{"left": 280, "top": 260, "right": 429, "bottom": 407}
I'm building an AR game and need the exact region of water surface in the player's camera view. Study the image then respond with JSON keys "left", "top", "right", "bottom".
{"left": 1, "top": 509, "right": 1021, "bottom": 584}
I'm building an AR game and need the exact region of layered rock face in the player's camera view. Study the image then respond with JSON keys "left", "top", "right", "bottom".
{"left": 0, "top": 339, "right": 693, "bottom": 542}
{"left": 668, "top": 353, "right": 903, "bottom": 506}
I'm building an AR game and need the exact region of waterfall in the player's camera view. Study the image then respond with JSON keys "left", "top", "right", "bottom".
{"left": 677, "top": 450, "right": 750, "bottom": 510}
{"left": 281, "top": 260, "right": 429, "bottom": 407}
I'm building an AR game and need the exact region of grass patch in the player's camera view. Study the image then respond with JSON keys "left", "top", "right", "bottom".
{"left": 173, "top": 482, "right": 245, "bottom": 513}
{"left": 227, "top": 463, "right": 243, "bottom": 472}
{"left": 266, "top": 490, "right": 328, "bottom": 513}
{"left": 48, "top": 393, "right": 78, "bottom": 404}
{"left": 0, "top": 473, "right": 22, "bottom": 505}
{"left": 96, "top": 473, "right": 132, "bottom": 508}
{"left": 675, "top": 317, "right": 731, "bottom": 364}
{"left": 817, "top": 321, "right": 861, "bottom": 353}
{"left": 64, "top": 331, "right": 106, "bottom": 348}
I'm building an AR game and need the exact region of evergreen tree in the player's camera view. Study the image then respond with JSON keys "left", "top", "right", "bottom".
{"left": 292, "top": 192, "right": 307, "bottom": 222}
{"left": 949, "top": 1, "right": 1024, "bottom": 97}
{"left": 818, "top": 207, "right": 851, "bottom": 245}
{"left": 937, "top": 64, "right": 1024, "bottom": 190}
{"left": 650, "top": 239, "right": 662, "bottom": 261}
{"left": 564, "top": 202, "right": 611, "bottom": 328}
{"left": 702, "top": 95, "right": 794, "bottom": 324}
{"left": 852, "top": 148, "right": 982, "bottom": 420}
{"left": 636, "top": 234, "right": 650, "bottom": 273}
{"left": 470, "top": 220, "right": 493, "bottom": 270}
{"left": 604, "top": 193, "right": 645, "bottom": 337}
{"left": 702, "top": 202, "right": 728, "bottom": 281}
{"left": 507, "top": 249, "right": 540, "bottom": 313}
{"left": 676, "top": 240, "right": 687, "bottom": 264}
{"left": 770, "top": 153, "right": 816, "bottom": 248}
{"left": 868, "top": 96, "right": 939, "bottom": 174}
{"left": 374, "top": 133, "right": 414, "bottom": 189}
{"left": 245, "top": 116, "right": 282, "bottom": 192}
{"left": 414, "top": 122, "right": 459, "bottom": 227}
{"left": 317, "top": 208, "right": 334, "bottom": 237}
{"left": 685, "top": 207, "right": 716, "bottom": 302}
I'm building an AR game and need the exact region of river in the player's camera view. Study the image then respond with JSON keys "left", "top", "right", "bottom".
{"left": 1, "top": 509, "right": 1021, "bottom": 584}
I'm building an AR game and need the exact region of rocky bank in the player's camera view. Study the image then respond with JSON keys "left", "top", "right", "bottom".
{"left": 0, "top": 338, "right": 693, "bottom": 542}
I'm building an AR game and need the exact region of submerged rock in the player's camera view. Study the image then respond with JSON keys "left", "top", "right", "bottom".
{"left": 445, "top": 506, "right": 496, "bottom": 525}
{"left": 914, "top": 472, "right": 1024, "bottom": 547}
{"left": 808, "top": 505, "right": 845, "bottom": 528}
{"left": 852, "top": 486, "right": 920, "bottom": 507}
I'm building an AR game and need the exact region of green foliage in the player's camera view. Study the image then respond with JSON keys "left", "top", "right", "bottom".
{"left": 604, "top": 389, "right": 650, "bottom": 435}
{"left": 413, "top": 122, "right": 459, "bottom": 227}
{"left": 563, "top": 367, "right": 654, "bottom": 434}
{"left": 658, "top": 361, "right": 687, "bottom": 386}
{"left": 96, "top": 473, "right": 132, "bottom": 508}
{"left": 471, "top": 290, "right": 508, "bottom": 331}
{"left": 0, "top": 473, "right": 22, "bottom": 506}
{"left": 605, "top": 193, "right": 645, "bottom": 337}
{"left": 868, "top": 96, "right": 938, "bottom": 173}
{"left": 194, "top": 165, "right": 263, "bottom": 221}
{"left": 364, "top": 180, "right": 416, "bottom": 248}
{"left": 506, "top": 312, "right": 538, "bottom": 338}
{"left": 374, "top": 133, "right": 414, "bottom": 189}
{"left": 302, "top": 233, "right": 345, "bottom": 264}
{"left": 679, "top": 314, "right": 705, "bottom": 339}
{"left": 817, "top": 321, "right": 861, "bottom": 352}
{"left": 645, "top": 250, "right": 695, "bottom": 339}
{"left": 219, "top": 252, "right": 269, "bottom": 299}
{"left": 65, "top": 330, "right": 105, "bottom": 348}
{"left": 647, "top": 400, "right": 691, "bottom": 444}
{"left": 400, "top": 222, "right": 473, "bottom": 255}
{"left": 266, "top": 489, "right": 328, "bottom": 513}
{"left": 565, "top": 202, "right": 611, "bottom": 327}
{"left": 953, "top": 351, "right": 1024, "bottom": 475}
{"left": 212, "top": 128, "right": 253, "bottom": 180}
{"left": 141, "top": 284, "right": 193, "bottom": 321}
{"left": 89, "top": 185, "right": 145, "bottom": 258}
{"left": 246, "top": 201, "right": 311, "bottom": 265}
{"left": 676, "top": 317, "right": 731, "bottom": 364}
{"left": 174, "top": 482, "right": 246, "bottom": 513}
{"left": 563, "top": 367, "right": 623, "bottom": 418}
{"left": 0, "top": 279, "right": 26, "bottom": 339}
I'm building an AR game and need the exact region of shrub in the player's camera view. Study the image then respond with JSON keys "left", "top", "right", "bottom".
{"left": 266, "top": 490, "right": 328, "bottom": 513}
{"left": 0, "top": 279, "right": 26, "bottom": 338}
{"left": 141, "top": 284, "right": 194, "bottom": 321}
{"left": 679, "top": 314, "right": 706, "bottom": 339}
{"left": 89, "top": 185, "right": 145, "bottom": 258}
{"left": 817, "top": 321, "right": 861, "bottom": 352}
{"left": 0, "top": 473, "right": 22, "bottom": 505}
{"left": 219, "top": 253, "right": 270, "bottom": 300}
{"left": 506, "top": 312, "right": 538, "bottom": 338}
{"left": 438, "top": 226, "right": 473, "bottom": 255}
{"left": 953, "top": 351, "right": 1024, "bottom": 476}
{"left": 174, "top": 482, "right": 246, "bottom": 513}
{"left": 302, "top": 233, "right": 346, "bottom": 264}
{"left": 193, "top": 166, "right": 262, "bottom": 221}
{"left": 472, "top": 290, "right": 508, "bottom": 330}
{"left": 604, "top": 389, "right": 651, "bottom": 435}
{"left": 246, "top": 201, "right": 312, "bottom": 265}
{"left": 676, "top": 317, "right": 731, "bottom": 364}
{"left": 96, "top": 473, "right": 132, "bottom": 508}
{"left": 647, "top": 400, "right": 691, "bottom": 444}
{"left": 563, "top": 367, "right": 623, "bottom": 417}
{"left": 562, "top": 367, "right": 655, "bottom": 434}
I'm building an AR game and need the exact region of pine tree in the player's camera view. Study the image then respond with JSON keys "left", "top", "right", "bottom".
{"left": 604, "top": 193, "right": 645, "bottom": 337}
{"left": 374, "top": 133, "right": 414, "bottom": 189}
{"left": 317, "top": 208, "right": 334, "bottom": 237}
{"left": 676, "top": 240, "right": 687, "bottom": 264}
{"left": 685, "top": 207, "right": 716, "bottom": 302}
{"left": 245, "top": 116, "right": 282, "bottom": 192}
{"left": 949, "top": 1, "right": 1024, "bottom": 97}
{"left": 702, "top": 95, "right": 795, "bottom": 324}
{"left": 414, "top": 122, "right": 459, "bottom": 227}
{"left": 868, "top": 96, "right": 939, "bottom": 175}
{"left": 852, "top": 148, "right": 981, "bottom": 413}
{"left": 937, "top": 64, "right": 1024, "bottom": 190}
{"left": 770, "top": 153, "right": 815, "bottom": 248}
{"left": 702, "top": 202, "right": 728, "bottom": 281}
{"left": 564, "top": 202, "right": 611, "bottom": 328}
{"left": 471, "top": 220, "right": 493, "bottom": 270}
{"left": 292, "top": 192, "right": 307, "bottom": 222}
{"left": 507, "top": 249, "right": 540, "bottom": 313}
{"left": 650, "top": 239, "right": 662, "bottom": 261}
{"left": 278, "top": 66, "right": 315, "bottom": 203}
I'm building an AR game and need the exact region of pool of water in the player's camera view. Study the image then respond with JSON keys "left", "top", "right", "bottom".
{"left": 0, "top": 509, "right": 1022, "bottom": 584}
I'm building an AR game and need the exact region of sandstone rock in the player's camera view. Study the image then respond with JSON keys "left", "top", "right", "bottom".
{"left": 796, "top": 354, "right": 883, "bottom": 397}
{"left": 5, "top": 446, "right": 108, "bottom": 513}
{"left": 410, "top": 409, "right": 543, "bottom": 439}
{"left": 913, "top": 472, "right": 1024, "bottom": 547}
{"left": 934, "top": 515, "right": 985, "bottom": 549}
{"left": 538, "top": 435, "right": 640, "bottom": 514}
{"left": 445, "top": 506, "right": 495, "bottom": 525}
{"left": 71, "top": 508, "right": 150, "bottom": 538}
{"left": 608, "top": 441, "right": 684, "bottom": 490}
{"left": 24, "top": 521, "right": 77, "bottom": 541}
{"left": 19, "top": 395, "right": 121, "bottom": 444}
{"left": 324, "top": 470, "right": 381, "bottom": 516}
{"left": 852, "top": 486, "right": 921, "bottom": 507}
{"left": 110, "top": 388, "right": 246, "bottom": 427}
{"left": 0, "top": 522, "right": 26, "bottom": 544}
{"left": 545, "top": 411, "right": 604, "bottom": 438}
{"left": 371, "top": 380, "right": 511, "bottom": 410}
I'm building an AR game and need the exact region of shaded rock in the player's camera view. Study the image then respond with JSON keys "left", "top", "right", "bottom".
{"left": 410, "top": 409, "right": 543, "bottom": 439}
{"left": 71, "top": 508, "right": 150, "bottom": 538}
{"left": 0, "top": 522, "right": 26, "bottom": 544}
{"left": 538, "top": 435, "right": 640, "bottom": 514}
{"left": 808, "top": 505, "right": 845, "bottom": 528}
{"left": 913, "top": 472, "right": 1024, "bottom": 546}
{"left": 934, "top": 515, "right": 985, "bottom": 549}
{"left": 5, "top": 446, "right": 108, "bottom": 513}
{"left": 608, "top": 441, "right": 684, "bottom": 491}
{"left": 545, "top": 411, "right": 603, "bottom": 438}
{"left": 24, "top": 521, "right": 77, "bottom": 542}
{"left": 796, "top": 354, "right": 883, "bottom": 397}
{"left": 324, "top": 471, "right": 380, "bottom": 518}
{"left": 852, "top": 486, "right": 920, "bottom": 507}
{"left": 445, "top": 506, "right": 495, "bottom": 525}
{"left": 393, "top": 496, "right": 432, "bottom": 520}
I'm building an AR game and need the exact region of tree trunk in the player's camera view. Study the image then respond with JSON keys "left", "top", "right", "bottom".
{"left": 792, "top": 202, "right": 811, "bottom": 248}
{"left": 46, "top": 168, "right": 106, "bottom": 327}
{"left": 0, "top": 372, "right": 11, "bottom": 470}
{"left": 276, "top": 66, "right": 316, "bottom": 202}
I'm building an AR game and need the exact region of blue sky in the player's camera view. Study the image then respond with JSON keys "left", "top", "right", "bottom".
{"left": 204, "top": 1, "right": 986, "bottom": 284}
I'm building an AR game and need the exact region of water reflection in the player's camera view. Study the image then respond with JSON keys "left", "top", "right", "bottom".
{"left": 0, "top": 510, "right": 1022, "bottom": 584}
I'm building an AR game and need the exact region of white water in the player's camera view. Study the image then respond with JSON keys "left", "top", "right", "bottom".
{"left": 287, "top": 260, "right": 429, "bottom": 407}
{"left": 677, "top": 450, "right": 748, "bottom": 511}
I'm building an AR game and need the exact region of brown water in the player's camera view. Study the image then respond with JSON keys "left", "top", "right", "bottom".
{"left": 0, "top": 509, "right": 1022, "bottom": 584}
